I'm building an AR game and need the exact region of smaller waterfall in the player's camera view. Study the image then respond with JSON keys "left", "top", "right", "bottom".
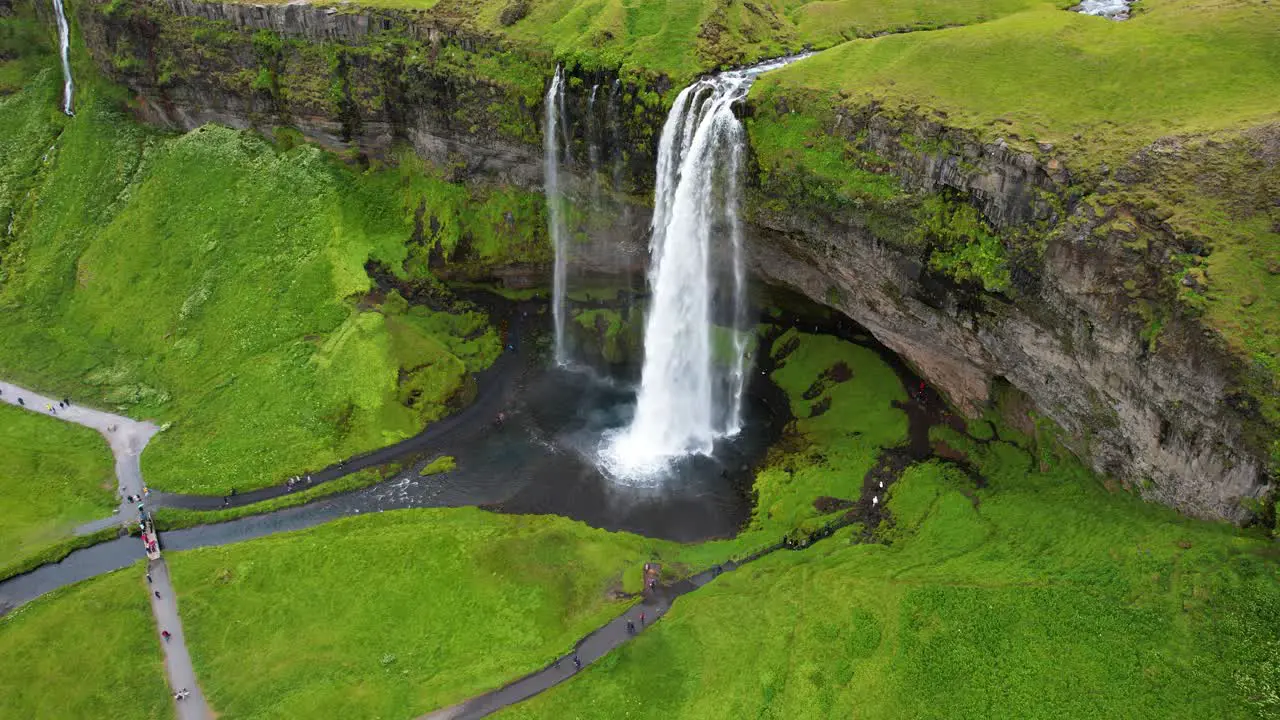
{"left": 51, "top": 0, "right": 74, "bottom": 115}
{"left": 587, "top": 84, "right": 602, "bottom": 207}
{"left": 544, "top": 66, "right": 569, "bottom": 365}
{"left": 608, "top": 80, "right": 624, "bottom": 193}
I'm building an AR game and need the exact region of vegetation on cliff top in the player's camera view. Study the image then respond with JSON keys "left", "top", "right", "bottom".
{"left": 228, "top": 0, "right": 1049, "bottom": 83}
{"left": 502, "top": 421, "right": 1280, "bottom": 719}
{"left": 0, "top": 403, "right": 116, "bottom": 580}
{"left": 754, "top": 0, "right": 1280, "bottom": 165}
{"left": 0, "top": 568, "right": 172, "bottom": 719}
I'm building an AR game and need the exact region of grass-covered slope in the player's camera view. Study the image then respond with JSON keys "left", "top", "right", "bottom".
{"left": 754, "top": 0, "right": 1280, "bottom": 165}
{"left": 168, "top": 508, "right": 681, "bottom": 718}
{"left": 501, "top": 434, "right": 1280, "bottom": 719}
{"left": 0, "top": 568, "right": 172, "bottom": 719}
{"left": 0, "top": 403, "right": 116, "bottom": 573}
{"left": 0, "top": 50, "right": 542, "bottom": 493}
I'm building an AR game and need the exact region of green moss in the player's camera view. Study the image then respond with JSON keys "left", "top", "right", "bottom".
{"left": 749, "top": 329, "right": 908, "bottom": 533}
{"left": 419, "top": 454, "right": 456, "bottom": 475}
{"left": 919, "top": 197, "right": 1012, "bottom": 293}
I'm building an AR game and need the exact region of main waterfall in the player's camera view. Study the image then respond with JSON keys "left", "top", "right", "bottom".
{"left": 604, "top": 56, "right": 803, "bottom": 478}
{"left": 51, "top": 0, "right": 74, "bottom": 115}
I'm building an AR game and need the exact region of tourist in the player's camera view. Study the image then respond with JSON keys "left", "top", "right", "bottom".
{"left": 147, "top": 573, "right": 153, "bottom": 584}
{"left": 17, "top": 398, "right": 23, "bottom": 406}
{"left": 573, "top": 655, "right": 581, "bottom": 670}
{"left": 640, "top": 612, "right": 646, "bottom": 625}
{"left": 154, "top": 591, "right": 161, "bottom": 599}
{"left": 162, "top": 630, "right": 171, "bottom": 641}
{"left": 626, "top": 620, "right": 635, "bottom": 634}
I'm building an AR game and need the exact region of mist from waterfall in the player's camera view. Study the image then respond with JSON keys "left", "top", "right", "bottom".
{"left": 51, "top": 0, "right": 73, "bottom": 115}
{"left": 544, "top": 66, "right": 569, "bottom": 365}
{"left": 603, "top": 56, "right": 805, "bottom": 479}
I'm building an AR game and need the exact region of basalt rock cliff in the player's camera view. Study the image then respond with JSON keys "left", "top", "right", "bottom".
{"left": 70, "top": 0, "right": 1275, "bottom": 521}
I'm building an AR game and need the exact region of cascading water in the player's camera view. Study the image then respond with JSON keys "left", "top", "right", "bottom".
{"left": 544, "top": 66, "right": 569, "bottom": 365}
{"left": 51, "top": 0, "right": 74, "bottom": 115}
{"left": 603, "top": 55, "right": 808, "bottom": 479}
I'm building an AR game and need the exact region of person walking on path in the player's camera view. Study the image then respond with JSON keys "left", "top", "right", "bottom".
{"left": 147, "top": 572, "right": 153, "bottom": 583}
{"left": 162, "top": 630, "right": 171, "bottom": 642}
{"left": 640, "top": 612, "right": 646, "bottom": 626}
{"left": 573, "top": 655, "right": 581, "bottom": 670}
{"left": 154, "top": 591, "right": 161, "bottom": 599}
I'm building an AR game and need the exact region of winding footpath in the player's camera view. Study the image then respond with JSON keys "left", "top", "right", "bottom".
{"left": 0, "top": 381, "right": 211, "bottom": 720}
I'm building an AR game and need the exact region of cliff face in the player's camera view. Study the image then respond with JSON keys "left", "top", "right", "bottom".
{"left": 72, "top": 0, "right": 1273, "bottom": 521}
{"left": 746, "top": 102, "right": 1276, "bottom": 522}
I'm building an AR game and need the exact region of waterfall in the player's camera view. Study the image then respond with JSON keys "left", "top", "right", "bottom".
{"left": 544, "top": 65, "right": 569, "bottom": 365}
{"left": 51, "top": 0, "right": 74, "bottom": 115}
{"left": 587, "top": 84, "right": 601, "bottom": 208}
{"left": 607, "top": 80, "right": 625, "bottom": 193}
{"left": 603, "top": 55, "right": 808, "bottom": 478}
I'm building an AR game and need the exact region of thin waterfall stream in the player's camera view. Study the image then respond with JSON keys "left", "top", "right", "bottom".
{"left": 544, "top": 65, "right": 569, "bottom": 365}
{"left": 51, "top": 0, "right": 74, "bottom": 115}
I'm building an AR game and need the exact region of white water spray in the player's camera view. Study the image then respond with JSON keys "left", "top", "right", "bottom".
{"left": 603, "top": 55, "right": 808, "bottom": 478}
{"left": 544, "top": 66, "right": 569, "bottom": 365}
{"left": 51, "top": 0, "right": 74, "bottom": 115}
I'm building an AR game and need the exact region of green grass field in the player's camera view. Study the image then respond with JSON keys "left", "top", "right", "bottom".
{"left": 754, "top": 0, "right": 1280, "bottom": 165}
{"left": 0, "top": 403, "right": 116, "bottom": 574}
{"left": 0, "top": 51, "right": 535, "bottom": 494}
{"left": 0, "top": 568, "right": 172, "bottom": 719}
{"left": 500, "top": 430, "right": 1280, "bottom": 719}
{"left": 166, "top": 508, "right": 706, "bottom": 718}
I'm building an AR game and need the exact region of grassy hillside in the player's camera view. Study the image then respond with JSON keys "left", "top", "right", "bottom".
{"left": 754, "top": 0, "right": 1280, "bottom": 165}
{"left": 501, "top": 427, "right": 1280, "bottom": 719}
{"left": 0, "top": 568, "right": 172, "bottom": 719}
{"left": 0, "top": 52, "right": 541, "bottom": 493}
{"left": 169, "top": 508, "right": 686, "bottom": 718}
{"left": 0, "top": 403, "right": 116, "bottom": 575}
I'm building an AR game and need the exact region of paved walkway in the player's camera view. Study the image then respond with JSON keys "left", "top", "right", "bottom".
{"left": 0, "top": 380, "right": 207, "bottom": 718}
{"left": 0, "top": 379, "right": 159, "bottom": 531}
{"left": 148, "top": 558, "right": 212, "bottom": 719}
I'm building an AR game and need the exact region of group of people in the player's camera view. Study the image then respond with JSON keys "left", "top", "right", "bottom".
{"left": 285, "top": 475, "right": 312, "bottom": 491}
{"left": 1, "top": 388, "right": 71, "bottom": 412}
{"left": 43, "top": 398, "right": 70, "bottom": 414}
{"left": 173, "top": 688, "right": 191, "bottom": 702}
